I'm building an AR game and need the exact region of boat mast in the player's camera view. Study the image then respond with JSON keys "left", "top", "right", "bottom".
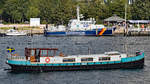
{"left": 125, "top": 2, "right": 127, "bottom": 28}
{"left": 125, "top": 1, "right": 127, "bottom": 29}
{"left": 124, "top": 0, "right": 128, "bottom": 53}
{"left": 77, "top": 6, "right": 80, "bottom": 21}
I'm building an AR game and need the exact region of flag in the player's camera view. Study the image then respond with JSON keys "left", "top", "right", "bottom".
{"left": 7, "top": 47, "right": 15, "bottom": 53}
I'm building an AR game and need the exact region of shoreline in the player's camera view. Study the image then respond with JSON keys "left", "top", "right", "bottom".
{"left": 1, "top": 24, "right": 150, "bottom": 36}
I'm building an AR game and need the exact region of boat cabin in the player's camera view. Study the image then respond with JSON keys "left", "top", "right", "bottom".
{"left": 23, "top": 48, "right": 127, "bottom": 64}
{"left": 25, "top": 48, "right": 59, "bottom": 62}
{"left": 68, "top": 19, "right": 94, "bottom": 30}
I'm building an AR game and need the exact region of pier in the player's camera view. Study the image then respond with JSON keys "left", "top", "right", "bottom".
{"left": 0, "top": 29, "right": 44, "bottom": 36}
{"left": 0, "top": 24, "right": 150, "bottom": 36}
{"left": 113, "top": 27, "right": 150, "bottom": 36}
{"left": 0, "top": 24, "right": 44, "bottom": 36}
{"left": 125, "top": 28, "right": 150, "bottom": 36}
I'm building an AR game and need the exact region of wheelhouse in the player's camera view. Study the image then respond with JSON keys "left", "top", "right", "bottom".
{"left": 25, "top": 48, "right": 58, "bottom": 62}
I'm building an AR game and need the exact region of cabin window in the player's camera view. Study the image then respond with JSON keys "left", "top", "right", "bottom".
{"left": 99, "top": 57, "right": 110, "bottom": 61}
{"left": 40, "top": 50, "right": 47, "bottom": 57}
{"left": 63, "top": 58, "right": 75, "bottom": 62}
{"left": 31, "top": 50, "right": 35, "bottom": 56}
{"left": 48, "top": 50, "right": 54, "bottom": 56}
{"left": 89, "top": 22, "right": 92, "bottom": 24}
{"left": 108, "top": 53, "right": 120, "bottom": 56}
{"left": 36, "top": 49, "right": 40, "bottom": 55}
{"left": 81, "top": 58, "right": 93, "bottom": 62}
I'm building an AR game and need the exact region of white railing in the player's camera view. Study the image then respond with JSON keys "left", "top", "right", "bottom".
{"left": 128, "top": 28, "right": 150, "bottom": 32}
{"left": 7, "top": 56, "right": 26, "bottom": 61}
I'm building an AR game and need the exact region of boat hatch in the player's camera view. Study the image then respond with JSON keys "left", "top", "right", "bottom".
{"left": 25, "top": 48, "right": 58, "bottom": 62}
{"left": 104, "top": 51, "right": 120, "bottom": 55}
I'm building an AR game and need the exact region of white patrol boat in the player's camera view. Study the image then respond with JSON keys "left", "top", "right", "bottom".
{"left": 44, "top": 6, "right": 116, "bottom": 36}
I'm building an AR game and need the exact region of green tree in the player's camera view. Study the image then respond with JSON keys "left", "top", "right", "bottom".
{"left": 1, "top": 0, "right": 149, "bottom": 24}
{"left": 50, "top": 0, "right": 77, "bottom": 25}
{"left": 25, "top": 0, "right": 40, "bottom": 20}
{"left": 3, "top": 0, "right": 28, "bottom": 23}
{"left": 107, "top": 0, "right": 125, "bottom": 18}
{"left": 36, "top": 0, "right": 77, "bottom": 25}
{"left": 38, "top": 0, "right": 55, "bottom": 24}
{"left": 77, "top": 0, "right": 109, "bottom": 23}
{"left": 88, "top": 0, "right": 108, "bottom": 23}
{"left": 131, "top": 0, "right": 150, "bottom": 20}
{"left": 0, "top": 0, "right": 5, "bottom": 21}
{"left": 0, "top": 0, "right": 5, "bottom": 15}
{"left": 26, "top": 7, "right": 40, "bottom": 20}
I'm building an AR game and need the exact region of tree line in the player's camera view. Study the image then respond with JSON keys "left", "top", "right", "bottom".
{"left": 0, "top": 0, "right": 150, "bottom": 25}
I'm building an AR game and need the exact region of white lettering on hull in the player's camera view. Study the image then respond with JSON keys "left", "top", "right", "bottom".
{"left": 66, "top": 32, "right": 85, "bottom": 35}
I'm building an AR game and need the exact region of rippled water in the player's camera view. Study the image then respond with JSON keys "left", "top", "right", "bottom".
{"left": 0, "top": 35, "right": 150, "bottom": 84}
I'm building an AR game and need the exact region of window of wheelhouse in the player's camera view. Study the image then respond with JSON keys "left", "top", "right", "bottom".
{"left": 31, "top": 50, "right": 35, "bottom": 56}
{"left": 40, "top": 50, "right": 48, "bottom": 57}
{"left": 48, "top": 50, "right": 55, "bottom": 57}
{"left": 99, "top": 57, "right": 110, "bottom": 61}
{"left": 63, "top": 58, "right": 75, "bottom": 63}
{"left": 81, "top": 58, "right": 93, "bottom": 62}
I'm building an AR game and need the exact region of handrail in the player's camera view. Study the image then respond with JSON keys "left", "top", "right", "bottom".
{"left": 7, "top": 56, "right": 26, "bottom": 60}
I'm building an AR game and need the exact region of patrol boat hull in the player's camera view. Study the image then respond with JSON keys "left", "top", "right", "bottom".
{"left": 44, "top": 28, "right": 114, "bottom": 36}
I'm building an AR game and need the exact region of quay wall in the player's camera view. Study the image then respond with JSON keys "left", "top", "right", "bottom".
{"left": 0, "top": 24, "right": 46, "bottom": 34}
{"left": 0, "top": 24, "right": 150, "bottom": 36}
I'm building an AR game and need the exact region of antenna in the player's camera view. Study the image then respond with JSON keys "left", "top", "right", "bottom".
{"left": 125, "top": 1, "right": 127, "bottom": 29}
{"left": 77, "top": 6, "right": 80, "bottom": 21}
{"left": 88, "top": 46, "right": 90, "bottom": 55}
{"left": 124, "top": 0, "right": 128, "bottom": 54}
{"left": 125, "top": 0, "right": 128, "bottom": 34}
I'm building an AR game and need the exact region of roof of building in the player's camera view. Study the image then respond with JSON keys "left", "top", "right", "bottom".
{"left": 128, "top": 20, "right": 150, "bottom": 24}
{"left": 104, "top": 15, "right": 125, "bottom": 22}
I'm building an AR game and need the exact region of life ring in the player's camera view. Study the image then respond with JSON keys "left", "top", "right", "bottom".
{"left": 45, "top": 57, "right": 50, "bottom": 63}
{"left": 141, "top": 24, "right": 144, "bottom": 28}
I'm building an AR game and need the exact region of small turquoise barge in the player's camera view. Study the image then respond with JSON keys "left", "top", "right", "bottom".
{"left": 6, "top": 48, "right": 144, "bottom": 72}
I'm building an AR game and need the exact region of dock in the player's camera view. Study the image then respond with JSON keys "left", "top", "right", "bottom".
{"left": 113, "top": 27, "right": 150, "bottom": 36}
{"left": 0, "top": 25, "right": 150, "bottom": 36}
{"left": 126, "top": 28, "right": 150, "bottom": 36}
{"left": 0, "top": 28, "right": 44, "bottom": 36}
